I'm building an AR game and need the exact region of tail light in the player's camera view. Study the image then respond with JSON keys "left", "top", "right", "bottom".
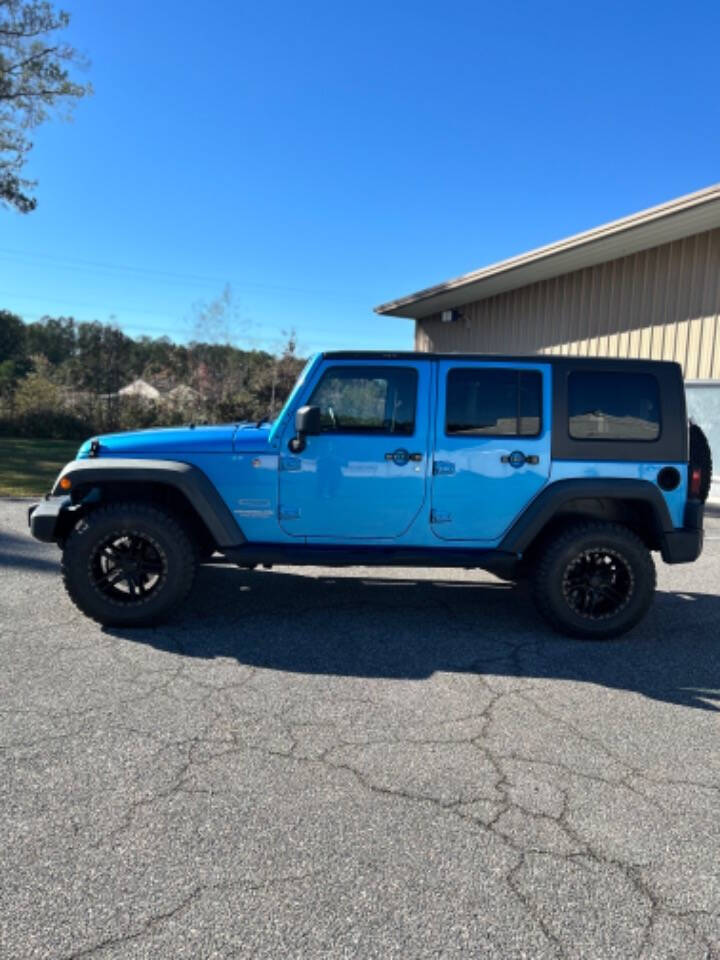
{"left": 690, "top": 466, "right": 703, "bottom": 498}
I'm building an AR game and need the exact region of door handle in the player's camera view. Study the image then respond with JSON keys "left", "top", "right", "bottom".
{"left": 384, "top": 449, "right": 423, "bottom": 466}
{"left": 501, "top": 451, "right": 539, "bottom": 467}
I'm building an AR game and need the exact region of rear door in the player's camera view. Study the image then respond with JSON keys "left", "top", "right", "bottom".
{"left": 278, "top": 359, "right": 430, "bottom": 539}
{"left": 431, "top": 360, "right": 552, "bottom": 542}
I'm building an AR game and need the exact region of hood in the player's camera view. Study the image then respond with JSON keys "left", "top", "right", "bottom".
{"left": 77, "top": 424, "right": 242, "bottom": 457}
{"left": 232, "top": 422, "right": 273, "bottom": 451}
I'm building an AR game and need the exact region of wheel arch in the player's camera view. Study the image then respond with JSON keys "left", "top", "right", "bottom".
{"left": 52, "top": 459, "right": 245, "bottom": 550}
{"left": 501, "top": 478, "right": 673, "bottom": 561}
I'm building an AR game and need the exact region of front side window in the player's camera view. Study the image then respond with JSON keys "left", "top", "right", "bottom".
{"left": 568, "top": 371, "right": 660, "bottom": 441}
{"left": 446, "top": 368, "right": 542, "bottom": 437}
{"left": 309, "top": 365, "right": 417, "bottom": 435}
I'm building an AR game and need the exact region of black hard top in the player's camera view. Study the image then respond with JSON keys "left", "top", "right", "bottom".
{"left": 322, "top": 351, "right": 682, "bottom": 371}
{"left": 322, "top": 351, "right": 687, "bottom": 461}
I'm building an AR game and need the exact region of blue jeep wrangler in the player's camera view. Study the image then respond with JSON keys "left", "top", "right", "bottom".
{"left": 29, "top": 352, "right": 711, "bottom": 638}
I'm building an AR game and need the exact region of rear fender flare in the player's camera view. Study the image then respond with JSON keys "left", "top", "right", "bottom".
{"left": 500, "top": 478, "right": 673, "bottom": 555}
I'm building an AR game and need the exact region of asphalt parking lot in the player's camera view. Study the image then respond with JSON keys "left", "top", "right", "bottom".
{"left": 2, "top": 499, "right": 720, "bottom": 959}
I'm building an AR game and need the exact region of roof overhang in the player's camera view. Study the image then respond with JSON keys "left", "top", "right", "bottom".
{"left": 374, "top": 184, "right": 720, "bottom": 319}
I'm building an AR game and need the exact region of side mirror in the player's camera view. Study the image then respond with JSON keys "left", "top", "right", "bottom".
{"left": 289, "top": 405, "right": 321, "bottom": 452}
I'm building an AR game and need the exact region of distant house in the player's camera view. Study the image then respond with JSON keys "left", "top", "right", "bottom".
{"left": 118, "top": 378, "right": 161, "bottom": 400}
{"left": 166, "top": 384, "right": 202, "bottom": 405}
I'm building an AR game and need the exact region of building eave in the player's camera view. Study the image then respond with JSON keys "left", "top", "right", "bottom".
{"left": 374, "top": 183, "right": 720, "bottom": 319}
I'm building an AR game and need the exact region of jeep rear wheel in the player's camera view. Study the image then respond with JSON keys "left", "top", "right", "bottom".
{"left": 61, "top": 502, "right": 197, "bottom": 626}
{"left": 531, "top": 522, "right": 656, "bottom": 639}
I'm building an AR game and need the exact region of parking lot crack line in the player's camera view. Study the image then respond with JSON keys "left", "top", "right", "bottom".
{"left": 61, "top": 885, "right": 205, "bottom": 960}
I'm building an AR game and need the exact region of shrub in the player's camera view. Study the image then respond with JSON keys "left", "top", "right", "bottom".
{"left": 0, "top": 410, "right": 96, "bottom": 439}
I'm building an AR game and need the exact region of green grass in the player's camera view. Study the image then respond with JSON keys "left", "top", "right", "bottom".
{"left": 0, "top": 437, "right": 80, "bottom": 496}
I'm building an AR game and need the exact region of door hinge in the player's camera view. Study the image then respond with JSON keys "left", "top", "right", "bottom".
{"left": 433, "top": 461, "right": 455, "bottom": 476}
{"left": 279, "top": 456, "right": 302, "bottom": 471}
{"left": 279, "top": 506, "right": 301, "bottom": 520}
{"left": 430, "top": 509, "right": 452, "bottom": 524}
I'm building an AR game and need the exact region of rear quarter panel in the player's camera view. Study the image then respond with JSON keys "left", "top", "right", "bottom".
{"left": 548, "top": 460, "right": 688, "bottom": 529}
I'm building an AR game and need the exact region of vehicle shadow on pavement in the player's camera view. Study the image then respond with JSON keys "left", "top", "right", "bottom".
{"left": 107, "top": 564, "right": 720, "bottom": 713}
{"left": 0, "top": 530, "right": 60, "bottom": 572}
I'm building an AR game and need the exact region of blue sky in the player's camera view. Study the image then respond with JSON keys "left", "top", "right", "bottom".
{"left": 2, "top": 0, "right": 720, "bottom": 355}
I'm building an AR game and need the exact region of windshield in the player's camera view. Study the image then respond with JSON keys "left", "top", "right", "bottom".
{"left": 268, "top": 354, "right": 320, "bottom": 443}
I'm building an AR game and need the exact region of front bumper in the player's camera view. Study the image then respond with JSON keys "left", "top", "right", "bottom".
{"left": 28, "top": 495, "right": 74, "bottom": 543}
{"left": 660, "top": 500, "right": 705, "bottom": 564}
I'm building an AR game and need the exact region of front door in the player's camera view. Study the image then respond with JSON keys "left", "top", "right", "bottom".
{"left": 278, "top": 360, "right": 430, "bottom": 539}
{"left": 431, "top": 361, "right": 552, "bottom": 542}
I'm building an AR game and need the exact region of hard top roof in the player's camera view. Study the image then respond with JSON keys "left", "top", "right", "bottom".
{"left": 321, "top": 351, "right": 682, "bottom": 370}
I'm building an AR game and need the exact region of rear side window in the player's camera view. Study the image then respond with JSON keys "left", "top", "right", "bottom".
{"left": 446, "top": 368, "right": 542, "bottom": 437}
{"left": 309, "top": 365, "right": 417, "bottom": 435}
{"left": 568, "top": 371, "right": 661, "bottom": 441}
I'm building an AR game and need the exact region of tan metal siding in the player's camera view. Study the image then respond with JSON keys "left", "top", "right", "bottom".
{"left": 416, "top": 228, "right": 720, "bottom": 379}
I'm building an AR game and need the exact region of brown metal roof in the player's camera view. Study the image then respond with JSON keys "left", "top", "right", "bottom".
{"left": 374, "top": 183, "right": 720, "bottom": 319}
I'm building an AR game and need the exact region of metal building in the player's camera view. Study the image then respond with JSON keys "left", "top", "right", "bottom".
{"left": 374, "top": 184, "right": 720, "bottom": 379}
{"left": 375, "top": 184, "right": 720, "bottom": 500}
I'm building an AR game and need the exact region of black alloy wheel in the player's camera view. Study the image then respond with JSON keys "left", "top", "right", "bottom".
{"left": 561, "top": 547, "right": 634, "bottom": 621}
{"left": 90, "top": 531, "right": 168, "bottom": 604}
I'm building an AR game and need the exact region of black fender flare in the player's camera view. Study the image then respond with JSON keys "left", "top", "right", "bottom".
{"left": 499, "top": 478, "right": 674, "bottom": 554}
{"left": 52, "top": 458, "right": 245, "bottom": 547}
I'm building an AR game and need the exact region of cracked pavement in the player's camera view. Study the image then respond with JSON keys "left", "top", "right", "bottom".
{"left": 2, "top": 499, "right": 720, "bottom": 959}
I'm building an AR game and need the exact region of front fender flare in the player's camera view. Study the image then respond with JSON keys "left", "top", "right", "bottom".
{"left": 52, "top": 458, "right": 245, "bottom": 547}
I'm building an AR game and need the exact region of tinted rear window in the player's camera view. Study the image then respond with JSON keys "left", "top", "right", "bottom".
{"left": 568, "top": 371, "right": 661, "bottom": 441}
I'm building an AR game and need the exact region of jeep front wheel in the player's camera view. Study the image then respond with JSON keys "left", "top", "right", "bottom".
{"left": 61, "top": 501, "right": 197, "bottom": 626}
{"left": 531, "top": 521, "right": 656, "bottom": 639}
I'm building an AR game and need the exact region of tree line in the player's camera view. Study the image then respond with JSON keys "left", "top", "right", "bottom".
{"left": 0, "top": 310, "right": 306, "bottom": 438}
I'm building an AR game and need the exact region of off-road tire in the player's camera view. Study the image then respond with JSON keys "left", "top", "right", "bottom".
{"left": 61, "top": 501, "right": 197, "bottom": 626}
{"left": 531, "top": 521, "right": 656, "bottom": 639}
